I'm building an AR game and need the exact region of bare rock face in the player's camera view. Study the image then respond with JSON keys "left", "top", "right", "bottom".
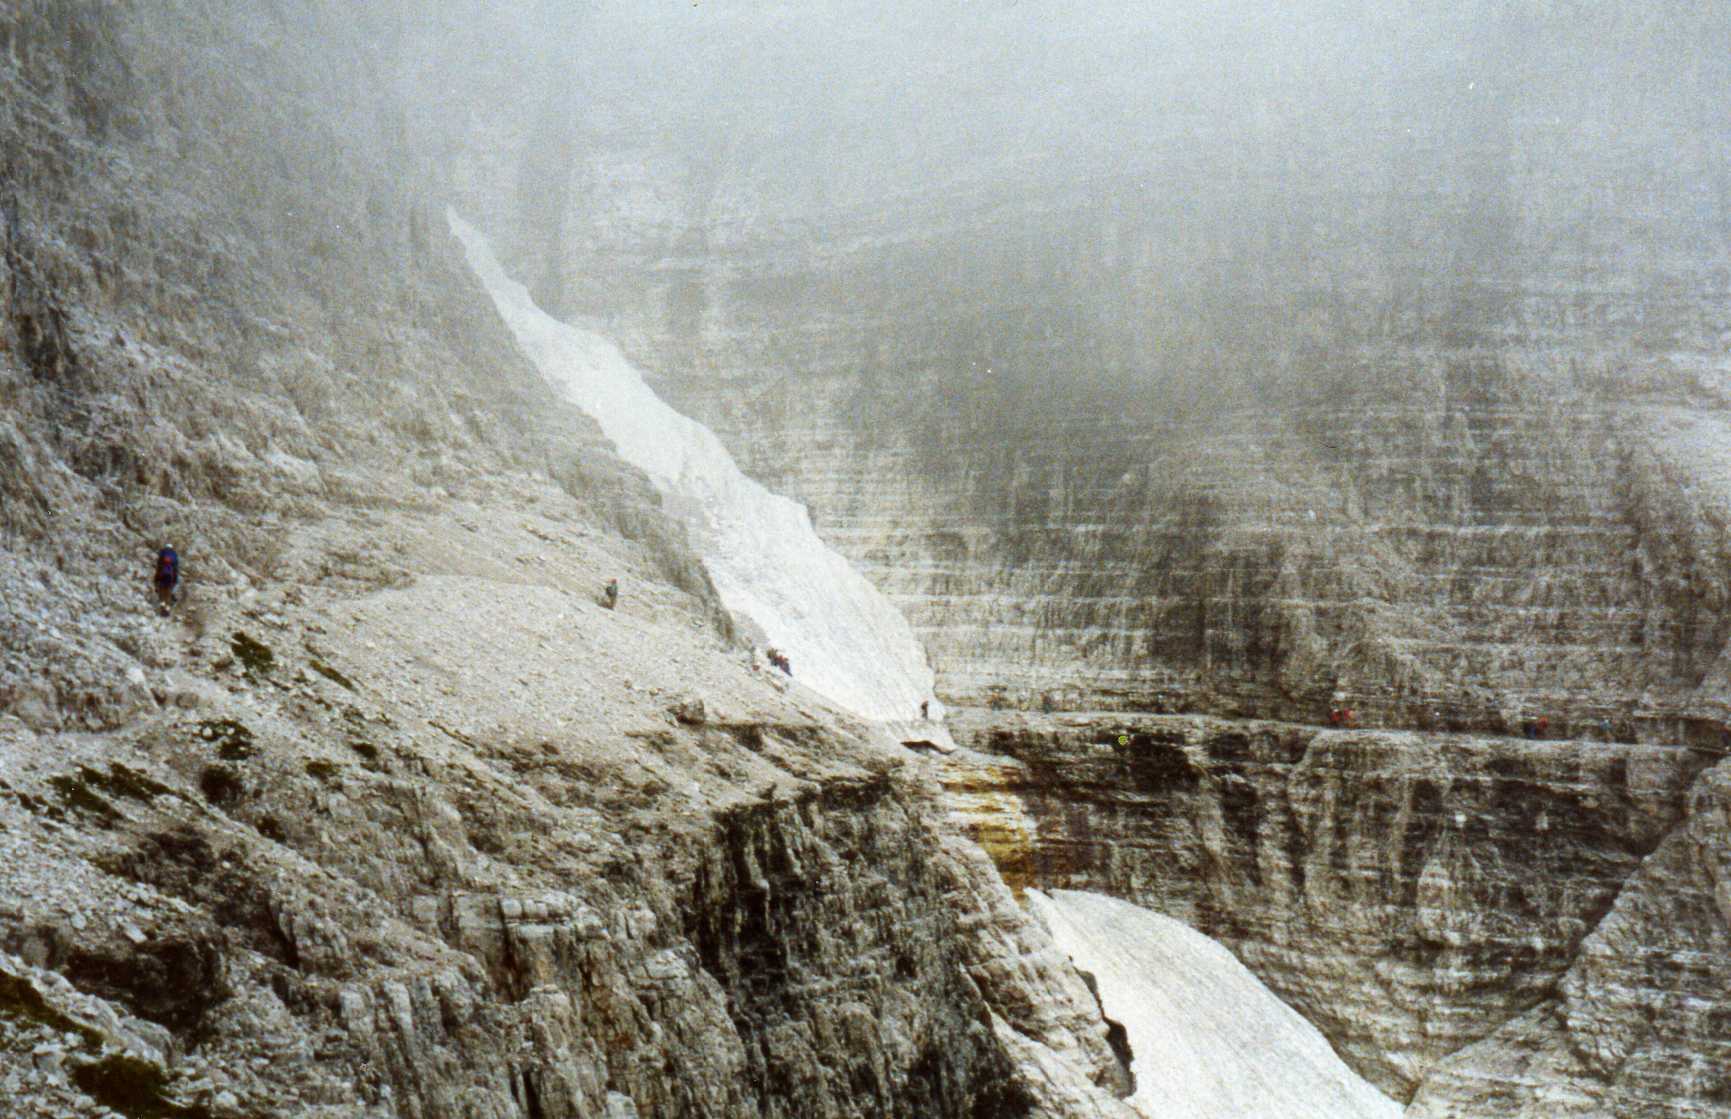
{"left": 685, "top": 778, "right": 1126, "bottom": 1117}
{"left": 448, "top": 4, "right": 1731, "bottom": 731}
{"left": 9, "top": 2, "right": 1731, "bottom": 1116}
{"left": 1409, "top": 760, "right": 1731, "bottom": 1117}
{"left": 939, "top": 712, "right": 1731, "bottom": 1110}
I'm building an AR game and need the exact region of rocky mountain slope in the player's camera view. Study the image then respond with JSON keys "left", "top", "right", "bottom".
{"left": 1, "top": 4, "right": 1137, "bottom": 1116}
{"left": 8, "top": 2, "right": 1731, "bottom": 1117}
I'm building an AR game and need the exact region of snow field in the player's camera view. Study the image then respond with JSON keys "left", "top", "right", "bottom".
{"left": 449, "top": 211, "right": 934, "bottom": 721}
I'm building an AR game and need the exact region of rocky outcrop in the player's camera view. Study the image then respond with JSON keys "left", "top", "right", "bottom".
{"left": 940, "top": 711, "right": 1717, "bottom": 1103}
{"left": 687, "top": 777, "right": 1130, "bottom": 1118}
{"left": 1408, "top": 760, "right": 1731, "bottom": 1118}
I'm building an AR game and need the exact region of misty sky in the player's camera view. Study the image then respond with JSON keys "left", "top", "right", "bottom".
{"left": 537, "top": 1, "right": 1727, "bottom": 223}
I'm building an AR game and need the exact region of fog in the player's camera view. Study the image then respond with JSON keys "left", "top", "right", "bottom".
{"left": 493, "top": 1, "right": 1726, "bottom": 224}
{"left": 408, "top": 0, "right": 1730, "bottom": 428}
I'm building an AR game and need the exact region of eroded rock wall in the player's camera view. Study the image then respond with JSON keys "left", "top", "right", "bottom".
{"left": 446, "top": 3, "right": 1731, "bottom": 735}
{"left": 940, "top": 711, "right": 1730, "bottom": 1110}
{"left": 429, "top": 9, "right": 1731, "bottom": 1112}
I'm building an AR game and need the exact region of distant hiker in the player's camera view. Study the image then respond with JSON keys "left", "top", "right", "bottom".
{"left": 602, "top": 578, "right": 619, "bottom": 610}
{"left": 152, "top": 546, "right": 180, "bottom": 615}
{"left": 1536, "top": 715, "right": 1549, "bottom": 738}
{"left": 920, "top": 700, "right": 930, "bottom": 720}
{"left": 766, "top": 647, "right": 791, "bottom": 676}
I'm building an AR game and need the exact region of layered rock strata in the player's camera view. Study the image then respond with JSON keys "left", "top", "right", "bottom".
{"left": 431, "top": 9, "right": 1731, "bottom": 1112}
{"left": 939, "top": 710, "right": 1730, "bottom": 1112}
{"left": 444, "top": 4, "right": 1731, "bottom": 737}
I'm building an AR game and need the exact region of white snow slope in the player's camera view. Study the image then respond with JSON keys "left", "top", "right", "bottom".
{"left": 449, "top": 211, "right": 934, "bottom": 721}
{"left": 1027, "top": 889, "right": 1402, "bottom": 1119}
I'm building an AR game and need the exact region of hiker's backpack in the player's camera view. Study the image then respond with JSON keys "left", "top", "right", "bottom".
{"left": 156, "top": 548, "right": 179, "bottom": 585}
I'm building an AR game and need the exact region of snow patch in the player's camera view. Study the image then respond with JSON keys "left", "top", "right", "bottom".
{"left": 1027, "top": 889, "right": 1402, "bottom": 1119}
{"left": 448, "top": 210, "right": 934, "bottom": 722}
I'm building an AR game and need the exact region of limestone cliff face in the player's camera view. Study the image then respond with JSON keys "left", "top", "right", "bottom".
{"left": 454, "top": 3, "right": 1731, "bottom": 734}
{"left": 10, "top": 2, "right": 1731, "bottom": 1116}
{"left": 939, "top": 713, "right": 1720, "bottom": 1100}
{"left": 1409, "top": 760, "right": 1731, "bottom": 1117}
{"left": 439, "top": 7, "right": 1731, "bottom": 1113}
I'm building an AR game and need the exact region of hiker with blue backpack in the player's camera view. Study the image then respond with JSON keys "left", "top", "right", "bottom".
{"left": 153, "top": 546, "right": 180, "bottom": 614}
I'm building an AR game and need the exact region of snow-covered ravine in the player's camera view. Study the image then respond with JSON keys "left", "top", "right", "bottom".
{"left": 1027, "top": 889, "right": 1402, "bottom": 1119}
{"left": 449, "top": 211, "right": 935, "bottom": 722}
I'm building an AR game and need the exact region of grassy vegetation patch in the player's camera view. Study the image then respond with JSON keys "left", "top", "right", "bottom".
{"left": 303, "top": 759, "right": 340, "bottom": 784}
{"left": 229, "top": 631, "right": 275, "bottom": 676}
{"left": 0, "top": 970, "right": 95, "bottom": 1043}
{"left": 99, "top": 764, "right": 178, "bottom": 802}
{"left": 48, "top": 773, "right": 123, "bottom": 822}
{"left": 308, "top": 658, "right": 356, "bottom": 692}
{"left": 3, "top": 971, "right": 220, "bottom": 1118}
{"left": 198, "top": 765, "right": 245, "bottom": 807}
{"left": 0, "top": 778, "right": 59, "bottom": 819}
{"left": 47, "top": 765, "right": 182, "bottom": 822}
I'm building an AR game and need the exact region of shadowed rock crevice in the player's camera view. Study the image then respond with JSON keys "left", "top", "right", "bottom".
{"left": 687, "top": 777, "right": 1034, "bottom": 1117}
